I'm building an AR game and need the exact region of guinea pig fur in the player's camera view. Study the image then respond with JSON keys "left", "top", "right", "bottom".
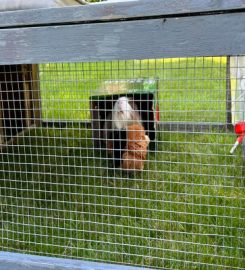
{"left": 122, "top": 124, "right": 150, "bottom": 171}
{"left": 112, "top": 96, "right": 141, "bottom": 130}
{"left": 103, "top": 96, "right": 141, "bottom": 152}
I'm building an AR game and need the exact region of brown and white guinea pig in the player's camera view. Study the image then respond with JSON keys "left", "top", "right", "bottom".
{"left": 122, "top": 124, "right": 150, "bottom": 171}
{"left": 112, "top": 96, "right": 141, "bottom": 130}
{"left": 103, "top": 96, "right": 141, "bottom": 151}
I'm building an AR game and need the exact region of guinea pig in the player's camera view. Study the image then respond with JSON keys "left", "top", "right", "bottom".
{"left": 112, "top": 96, "right": 141, "bottom": 130}
{"left": 122, "top": 124, "right": 150, "bottom": 171}
{"left": 103, "top": 96, "right": 141, "bottom": 151}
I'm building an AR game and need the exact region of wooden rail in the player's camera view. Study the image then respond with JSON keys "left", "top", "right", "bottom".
{"left": 0, "top": 0, "right": 245, "bottom": 65}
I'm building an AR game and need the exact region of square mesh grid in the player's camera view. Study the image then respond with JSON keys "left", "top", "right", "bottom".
{"left": 0, "top": 57, "right": 244, "bottom": 269}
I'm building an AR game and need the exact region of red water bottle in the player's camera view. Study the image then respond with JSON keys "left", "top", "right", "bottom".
{"left": 230, "top": 122, "right": 245, "bottom": 154}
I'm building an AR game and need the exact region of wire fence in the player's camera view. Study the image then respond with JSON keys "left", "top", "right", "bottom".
{"left": 0, "top": 57, "right": 244, "bottom": 269}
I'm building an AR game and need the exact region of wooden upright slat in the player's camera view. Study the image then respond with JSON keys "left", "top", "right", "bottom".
{"left": 21, "top": 64, "right": 32, "bottom": 127}
{"left": 31, "top": 64, "right": 42, "bottom": 126}
{"left": 0, "top": 64, "right": 41, "bottom": 148}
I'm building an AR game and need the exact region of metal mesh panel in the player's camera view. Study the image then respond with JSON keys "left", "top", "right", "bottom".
{"left": 0, "top": 57, "right": 244, "bottom": 269}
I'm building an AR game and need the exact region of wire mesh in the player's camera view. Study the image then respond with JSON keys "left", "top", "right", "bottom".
{"left": 0, "top": 57, "right": 244, "bottom": 269}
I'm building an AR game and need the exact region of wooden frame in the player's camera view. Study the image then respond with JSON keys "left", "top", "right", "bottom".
{"left": 0, "top": 64, "right": 41, "bottom": 147}
{"left": 0, "top": 1, "right": 245, "bottom": 65}
{"left": 0, "top": 0, "right": 245, "bottom": 28}
{"left": 0, "top": 1, "right": 243, "bottom": 135}
{"left": 0, "top": 0, "right": 245, "bottom": 268}
{"left": 0, "top": 251, "right": 151, "bottom": 270}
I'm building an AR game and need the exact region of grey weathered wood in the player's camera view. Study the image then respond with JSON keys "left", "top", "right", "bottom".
{"left": 0, "top": 0, "right": 87, "bottom": 12}
{"left": 0, "top": 13, "right": 244, "bottom": 65}
{"left": 0, "top": 0, "right": 245, "bottom": 28}
{"left": 0, "top": 251, "right": 154, "bottom": 270}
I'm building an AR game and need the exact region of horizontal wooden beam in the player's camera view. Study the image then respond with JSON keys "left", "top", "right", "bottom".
{"left": 0, "top": 251, "right": 153, "bottom": 270}
{"left": 0, "top": 13, "right": 244, "bottom": 65}
{"left": 0, "top": 0, "right": 245, "bottom": 28}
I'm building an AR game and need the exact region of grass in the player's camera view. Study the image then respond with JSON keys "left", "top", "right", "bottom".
{"left": 40, "top": 57, "right": 227, "bottom": 123}
{"left": 1, "top": 57, "right": 245, "bottom": 269}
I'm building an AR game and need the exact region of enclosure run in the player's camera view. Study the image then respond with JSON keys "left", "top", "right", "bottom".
{"left": 0, "top": 0, "right": 245, "bottom": 270}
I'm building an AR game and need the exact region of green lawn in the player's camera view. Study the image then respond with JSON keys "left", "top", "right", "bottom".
{"left": 1, "top": 57, "right": 245, "bottom": 269}
{"left": 40, "top": 57, "right": 227, "bottom": 123}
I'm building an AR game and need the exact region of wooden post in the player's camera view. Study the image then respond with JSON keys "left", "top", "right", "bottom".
{"left": 21, "top": 64, "right": 33, "bottom": 127}
{"left": 31, "top": 64, "right": 42, "bottom": 127}
{"left": 230, "top": 56, "right": 245, "bottom": 124}
{"left": 21, "top": 64, "right": 41, "bottom": 127}
{"left": 0, "top": 64, "right": 41, "bottom": 147}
